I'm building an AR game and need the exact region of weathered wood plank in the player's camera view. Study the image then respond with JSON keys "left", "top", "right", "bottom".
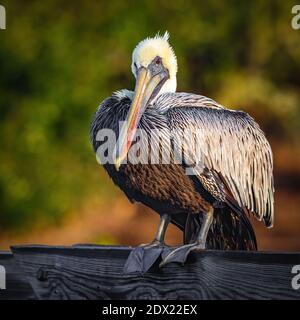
{"left": 11, "top": 245, "right": 300, "bottom": 300}
{"left": 0, "top": 251, "right": 36, "bottom": 300}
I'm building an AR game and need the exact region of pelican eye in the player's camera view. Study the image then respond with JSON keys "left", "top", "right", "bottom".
{"left": 155, "top": 57, "right": 161, "bottom": 65}
{"left": 149, "top": 56, "right": 166, "bottom": 76}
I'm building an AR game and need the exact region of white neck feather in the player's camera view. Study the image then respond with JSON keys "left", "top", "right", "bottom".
{"left": 160, "top": 76, "right": 177, "bottom": 94}
{"left": 148, "top": 77, "right": 177, "bottom": 105}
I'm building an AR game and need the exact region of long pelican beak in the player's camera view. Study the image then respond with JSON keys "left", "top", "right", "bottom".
{"left": 115, "top": 66, "right": 168, "bottom": 170}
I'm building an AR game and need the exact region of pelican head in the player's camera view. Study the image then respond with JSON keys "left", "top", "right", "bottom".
{"left": 115, "top": 32, "right": 177, "bottom": 169}
{"left": 131, "top": 31, "right": 177, "bottom": 94}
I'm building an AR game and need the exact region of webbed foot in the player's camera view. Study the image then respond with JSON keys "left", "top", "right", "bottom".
{"left": 124, "top": 241, "right": 169, "bottom": 273}
{"left": 159, "top": 241, "right": 205, "bottom": 267}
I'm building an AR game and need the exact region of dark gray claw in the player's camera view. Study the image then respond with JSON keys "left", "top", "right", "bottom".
{"left": 159, "top": 242, "right": 205, "bottom": 267}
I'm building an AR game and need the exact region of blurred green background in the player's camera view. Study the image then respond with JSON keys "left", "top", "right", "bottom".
{"left": 0, "top": 0, "right": 299, "bottom": 249}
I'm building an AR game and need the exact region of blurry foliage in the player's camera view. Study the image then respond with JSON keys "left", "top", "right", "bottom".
{"left": 0, "top": 0, "right": 299, "bottom": 229}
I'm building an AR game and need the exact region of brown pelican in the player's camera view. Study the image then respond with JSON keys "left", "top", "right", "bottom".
{"left": 91, "top": 32, "right": 274, "bottom": 272}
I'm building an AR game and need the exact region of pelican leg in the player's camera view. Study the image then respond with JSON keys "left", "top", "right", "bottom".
{"left": 160, "top": 208, "right": 213, "bottom": 267}
{"left": 124, "top": 214, "right": 170, "bottom": 273}
{"left": 141, "top": 213, "right": 170, "bottom": 247}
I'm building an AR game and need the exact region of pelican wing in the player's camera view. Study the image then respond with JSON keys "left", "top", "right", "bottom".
{"left": 167, "top": 105, "right": 274, "bottom": 227}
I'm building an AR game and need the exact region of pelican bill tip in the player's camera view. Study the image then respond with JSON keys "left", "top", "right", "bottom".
{"left": 114, "top": 158, "right": 122, "bottom": 171}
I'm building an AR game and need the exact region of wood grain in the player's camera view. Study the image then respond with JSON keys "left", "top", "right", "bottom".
{"left": 0, "top": 251, "right": 36, "bottom": 300}
{"left": 8, "top": 245, "right": 300, "bottom": 300}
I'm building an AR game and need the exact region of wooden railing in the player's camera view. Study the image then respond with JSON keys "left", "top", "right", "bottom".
{"left": 0, "top": 245, "right": 300, "bottom": 299}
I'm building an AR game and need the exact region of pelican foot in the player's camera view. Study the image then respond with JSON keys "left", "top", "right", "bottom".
{"left": 124, "top": 242, "right": 169, "bottom": 273}
{"left": 159, "top": 241, "right": 205, "bottom": 267}
{"left": 139, "top": 240, "right": 164, "bottom": 249}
